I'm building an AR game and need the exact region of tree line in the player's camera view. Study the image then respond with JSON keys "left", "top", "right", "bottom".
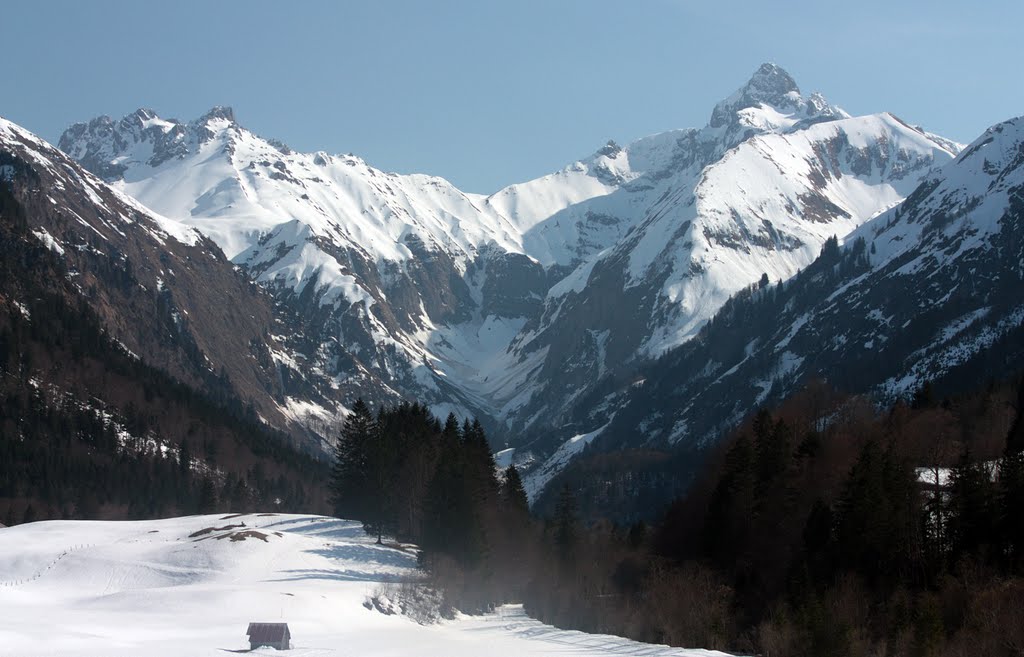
{"left": 329, "top": 399, "right": 540, "bottom": 613}
{"left": 331, "top": 375, "right": 1024, "bottom": 656}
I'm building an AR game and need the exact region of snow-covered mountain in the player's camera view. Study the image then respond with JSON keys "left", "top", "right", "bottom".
{"left": 59, "top": 64, "right": 960, "bottom": 469}
{"left": 0, "top": 115, "right": 335, "bottom": 440}
{"left": 590, "top": 114, "right": 1024, "bottom": 462}
{"left": 59, "top": 106, "right": 536, "bottom": 425}
{"left": 484, "top": 64, "right": 958, "bottom": 460}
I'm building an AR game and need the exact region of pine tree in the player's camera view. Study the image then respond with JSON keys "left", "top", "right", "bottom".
{"left": 835, "top": 440, "right": 921, "bottom": 584}
{"left": 835, "top": 440, "right": 888, "bottom": 577}
{"left": 178, "top": 439, "right": 191, "bottom": 476}
{"left": 198, "top": 477, "right": 218, "bottom": 512}
{"left": 423, "top": 419, "right": 475, "bottom": 561}
{"left": 464, "top": 419, "right": 499, "bottom": 505}
{"left": 999, "top": 381, "right": 1024, "bottom": 569}
{"left": 704, "top": 433, "right": 756, "bottom": 564}
{"left": 362, "top": 406, "right": 399, "bottom": 544}
{"left": 553, "top": 483, "right": 578, "bottom": 562}
{"left": 947, "top": 446, "right": 995, "bottom": 561}
{"left": 379, "top": 403, "right": 439, "bottom": 540}
{"left": 502, "top": 464, "right": 529, "bottom": 517}
{"left": 753, "top": 411, "right": 791, "bottom": 492}
{"left": 912, "top": 382, "right": 935, "bottom": 409}
{"left": 330, "top": 399, "right": 374, "bottom": 521}
{"left": 442, "top": 412, "right": 460, "bottom": 442}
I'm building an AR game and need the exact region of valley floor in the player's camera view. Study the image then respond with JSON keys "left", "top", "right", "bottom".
{"left": 0, "top": 514, "right": 729, "bottom": 657}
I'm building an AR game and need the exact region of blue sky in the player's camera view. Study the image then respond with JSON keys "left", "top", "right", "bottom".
{"left": 5, "top": 0, "right": 1023, "bottom": 193}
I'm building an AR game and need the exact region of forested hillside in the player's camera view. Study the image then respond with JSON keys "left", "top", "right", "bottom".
{"left": 520, "top": 380, "right": 1024, "bottom": 656}
{"left": 0, "top": 183, "right": 330, "bottom": 524}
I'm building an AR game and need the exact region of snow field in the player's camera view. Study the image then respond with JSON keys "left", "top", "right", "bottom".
{"left": 0, "top": 514, "right": 732, "bottom": 656}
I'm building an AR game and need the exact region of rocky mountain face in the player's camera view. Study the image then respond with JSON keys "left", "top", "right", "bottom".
{"left": 566, "top": 115, "right": 1024, "bottom": 493}
{"left": 59, "top": 105, "right": 536, "bottom": 428}
{"left": 54, "top": 63, "right": 967, "bottom": 492}
{"left": 0, "top": 117, "right": 337, "bottom": 449}
{"left": 502, "top": 108, "right": 957, "bottom": 458}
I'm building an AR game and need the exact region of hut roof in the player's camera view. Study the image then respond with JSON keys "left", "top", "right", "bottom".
{"left": 247, "top": 622, "right": 290, "bottom": 644}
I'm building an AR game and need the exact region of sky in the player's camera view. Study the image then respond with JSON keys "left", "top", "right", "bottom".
{"left": 4, "top": 0, "right": 1023, "bottom": 193}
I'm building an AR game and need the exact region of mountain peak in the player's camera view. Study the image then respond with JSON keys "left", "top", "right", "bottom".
{"left": 198, "top": 106, "right": 235, "bottom": 124}
{"left": 746, "top": 62, "right": 799, "bottom": 96}
{"left": 709, "top": 63, "right": 802, "bottom": 128}
{"left": 707, "top": 63, "right": 849, "bottom": 136}
{"left": 131, "top": 107, "right": 159, "bottom": 122}
{"left": 596, "top": 139, "right": 622, "bottom": 158}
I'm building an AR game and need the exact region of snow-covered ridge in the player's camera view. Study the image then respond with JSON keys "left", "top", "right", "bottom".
{"left": 60, "top": 107, "right": 523, "bottom": 264}
{"left": 855, "top": 115, "right": 1024, "bottom": 270}
{"left": 1, "top": 116, "right": 203, "bottom": 249}
{"left": 1, "top": 114, "right": 344, "bottom": 438}
{"left": 628, "top": 110, "right": 960, "bottom": 353}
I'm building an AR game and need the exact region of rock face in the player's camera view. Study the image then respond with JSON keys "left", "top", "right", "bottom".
{"left": 56, "top": 64, "right": 961, "bottom": 486}
{"left": 0, "top": 117, "right": 333, "bottom": 445}
{"left": 504, "top": 112, "right": 956, "bottom": 452}
{"left": 597, "top": 115, "right": 1024, "bottom": 456}
{"left": 59, "top": 105, "right": 534, "bottom": 428}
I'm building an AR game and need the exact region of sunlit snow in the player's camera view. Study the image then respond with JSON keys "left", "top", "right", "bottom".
{"left": 0, "top": 514, "right": 731, "bottom": 657}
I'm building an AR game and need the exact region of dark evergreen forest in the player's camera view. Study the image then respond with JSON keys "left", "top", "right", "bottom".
{"left": 327, "top": 376, "right": 1024, "bottom": 656}
{"left": 522, "top": 380, "right": 1024, "bottom": 656}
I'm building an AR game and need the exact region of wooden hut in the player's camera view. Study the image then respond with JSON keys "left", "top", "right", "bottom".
{"left": 246, "top": 622, "right": 290, "bottom": 650}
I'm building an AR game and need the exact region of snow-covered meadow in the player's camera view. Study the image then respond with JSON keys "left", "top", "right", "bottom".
{"left": 0, "top": 514, "right": 730, "bottom": 656}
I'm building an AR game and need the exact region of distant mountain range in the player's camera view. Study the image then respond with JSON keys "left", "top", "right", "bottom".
{"left": 4, "top": 63, "right": 1020, "bottom": 503}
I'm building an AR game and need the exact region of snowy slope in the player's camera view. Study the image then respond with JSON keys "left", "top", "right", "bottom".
{"left": 0, "top": 514, "right": 730, "bottom": 657}
{"left": 61, "top": 107, "right": 523, "bottom": 264}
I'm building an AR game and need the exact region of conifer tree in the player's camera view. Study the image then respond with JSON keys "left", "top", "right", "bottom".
{"left": 753, "top": 411, "right": 792, "bottom": 492}
{"left": 835, "top": 440, "right": 887, "bottom": 575}
{"left": 704, "top": 433, "right": 756, "bottom": 564}
{"left": 361, "top": 407, "right": 401, "bottom": 544}
{"left": 424, "top": 418, "right": 476, "bottom": 562}
{"left": 502, "top": 464, "right": 529, "bottom": 517}
{"left": 427, "top": 417, "right": 498, "bottom": 567}
{"left": 948, "top": 446, "right": 995, "bottom": 561}
{"left": 835, "top": 440, "right": 921, "bottom": 583}
{"left": 999, "top": 381, "right": 1024, "bottom": 568}
{"left": 464, "top": 419, "right": 499, "bottom": 502}
{"left": 178, "top": 439, "right": 191, "bottom": 477}
{"left": 198, "top": 477, "right": 218, "bottom": 512}
{"left": 330, "top": 399, "right": 374, "bottom": 523}
{"left": 553, "top": 483, "right": 578, "bottom": 562}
